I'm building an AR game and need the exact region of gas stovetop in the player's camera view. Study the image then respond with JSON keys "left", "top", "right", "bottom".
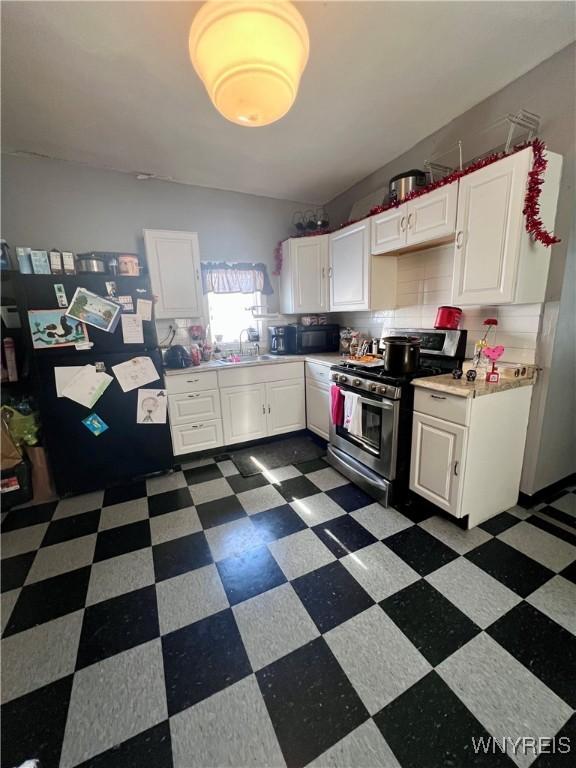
{"left": 330, "top": 363, "right": 444, "bottom": 399}
{"left": 330, "top": 328, "right": 467, "bottom": 399}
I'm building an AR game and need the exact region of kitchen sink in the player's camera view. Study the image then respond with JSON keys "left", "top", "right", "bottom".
{"left": 219, "top": 354, "right": 279, "bottom": 363}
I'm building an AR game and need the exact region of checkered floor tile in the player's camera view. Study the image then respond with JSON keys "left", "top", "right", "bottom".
{"left": 2, "top": 457, "right": 575, "bottom": 768}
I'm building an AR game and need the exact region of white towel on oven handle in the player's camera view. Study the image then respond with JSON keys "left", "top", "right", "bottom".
{"left": 343, "top": 391, "right": 362, "bottom": 437}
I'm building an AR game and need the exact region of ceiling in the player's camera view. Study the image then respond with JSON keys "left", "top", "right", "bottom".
{"left": 2, "top": 1, "right": 575, "bottom": 204}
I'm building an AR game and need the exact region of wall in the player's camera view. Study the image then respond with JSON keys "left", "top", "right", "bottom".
{"left": 1, "top": 153, "right": 312, "bottom": 315}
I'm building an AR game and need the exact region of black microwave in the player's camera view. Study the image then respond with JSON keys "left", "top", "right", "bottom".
{"left": 278, "top": 323, "right": 339, "bottom": 354}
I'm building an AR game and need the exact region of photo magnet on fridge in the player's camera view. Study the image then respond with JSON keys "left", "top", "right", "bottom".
{"left": 54, "top": 283, "right": 69, "bottom": 307}
{"left": 82, "top": 413, "right": 109, "bottom": 436}
{"left": 66, "top": 288, "right": 122, "bottom": 333}
{"left": 28, "top": 309, "right": 90, "bottom": 349}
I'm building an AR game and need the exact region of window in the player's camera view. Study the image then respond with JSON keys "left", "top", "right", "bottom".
{"left": 207, "top": 291, "right": 261, "bottom": 344}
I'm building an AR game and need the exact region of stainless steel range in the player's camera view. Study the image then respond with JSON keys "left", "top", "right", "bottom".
{"left": 326, "top": 328, "right": 466, "bottom": 507}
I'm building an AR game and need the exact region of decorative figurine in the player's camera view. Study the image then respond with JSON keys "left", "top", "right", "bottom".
{"left": 466, "top": 369, "right": 477, "bottom": 382}
{"left": 483, "top": 345, "right": 505, "bottom": 383}
{"left": 452, "top": 368, "right": 463, "bottom": 379}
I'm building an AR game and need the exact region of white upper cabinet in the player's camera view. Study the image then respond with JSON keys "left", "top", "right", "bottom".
{"left": 329, "top": 220, "right": 371, "bottom": 311}
{"left": 144, "top": 229, "right": 203, "bottom": 318}
{"left": 405, "top": 183, "right": 458, "bottom": 247}
{"left": 280, "top": 235, "right": 329, "bottom": 313}
{"left": 371, "top": 204, "right": 408, "bottom": 255}
{"left": 452, "top": 147, "right": 562, "bottom": 305}
{"left": 371, "top": 184, "right": 458, "bottom": 255}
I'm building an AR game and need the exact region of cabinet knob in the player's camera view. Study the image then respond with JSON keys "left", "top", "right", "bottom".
{"left": 400, "top": 216, "right": 407, "bottom": 232}
{"left": 430, "top": 394, "right": 447, "bottom": 400}
{"left": 454, "top": 461, "right": 459, "bottom": 476}
{"left": 456, "top": 231, "right": 464, "bottom": 249}
{"left": 407, "top": 213, "right": 413, "bottom": 229}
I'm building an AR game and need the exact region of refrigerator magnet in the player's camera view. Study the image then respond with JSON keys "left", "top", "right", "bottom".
{"left": 82, "top": 413, "right": 109, "bottom": 436}
{"left": 28, "top": 309, "right": 90, "bottom": 349}
{"left": 54, "top": 283, "right": 69, "bottom": 307}
{"left": 66, "top": 288, "right": 122, "bottom": 333}
{"left": 118, "top": 295, "right": 134, "bottom": 313}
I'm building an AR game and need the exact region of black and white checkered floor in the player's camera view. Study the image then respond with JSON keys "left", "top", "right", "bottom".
{"left": 1, "top": 453, "right": 575, "bottom": 768}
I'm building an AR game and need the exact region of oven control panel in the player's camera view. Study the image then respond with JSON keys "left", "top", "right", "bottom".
{"left": 331, "top": 372, "right": 401, "bottom": 400}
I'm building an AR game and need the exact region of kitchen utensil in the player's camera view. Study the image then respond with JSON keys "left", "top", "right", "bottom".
{"left": 75, "top": 254, "right": 108, "bottom": 274}
{"left": 389, "top": 170, "right": 427, "bottom": 202}
{"left": 380, "top": 336, "right": 421, "bottom": 374}
{"left": 434, "top": 305, "right": 462, "bottom": 330}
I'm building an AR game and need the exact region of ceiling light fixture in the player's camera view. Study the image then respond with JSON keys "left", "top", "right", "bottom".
{"left": 189, "top": 0, "right": 309, "bottom": 127}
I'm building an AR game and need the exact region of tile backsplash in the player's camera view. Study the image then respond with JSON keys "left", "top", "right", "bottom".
{"left": 330, "top": 244, "right": 542, "bottom": 365}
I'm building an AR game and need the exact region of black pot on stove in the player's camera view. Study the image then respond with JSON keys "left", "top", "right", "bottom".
{"left": 381, "top": 336, "right": 421, "bottom": 374}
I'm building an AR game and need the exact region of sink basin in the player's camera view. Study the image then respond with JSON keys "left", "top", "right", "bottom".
{"left": 220, "top": 354, "right": 278, "bottom": 364}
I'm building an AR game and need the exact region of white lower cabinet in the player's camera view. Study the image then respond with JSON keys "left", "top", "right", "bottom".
{"left": 410, "top": 412, "right": 467, "bottom": 517}
{"left": 171, "top": 420, "right": 224, "bottom": 455}
{"left": 221, "top": 380, "right": 305, "bottom": 444}
{"left": 410, "top": 384, "right": 533, "bottom": 527}
{"left": 168, "top": 389, "right": 221, "bottom": 427}
{"left": 166, "top": 371, "right": 224, "bottom": 456}
{"left": 267, "top": 379, "right": 306, "bottom": 436}
{"left": 220, "top": 384, "right": 269, "bottom": 445}
{"left": 306, "top": 379, "right": 330, "bottom": 440}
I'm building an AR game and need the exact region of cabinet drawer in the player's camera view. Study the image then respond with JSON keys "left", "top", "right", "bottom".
{"left": 305, "top": 361, "right": 331, "bottom": 383}
{"left": 414, "top": 388, "right": 470, "bottom": 426}
{"left": 165, "top": 371, "right": 218, "bottom": 395}
{"left": 218, "top": 362, "right": 303, "bottom": 388}
{"left": 171, "top": 419, "right": 223, "bottom": 455}
{"left": 168, "top": 389, "right": 221, "bottom": 426}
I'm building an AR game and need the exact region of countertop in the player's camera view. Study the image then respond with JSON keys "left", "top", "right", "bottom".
{"left": 412, "top": 372, "right": 536, "bottom": 399}
{"left": 163, "top": 353, "right": 343, "bottom": 376}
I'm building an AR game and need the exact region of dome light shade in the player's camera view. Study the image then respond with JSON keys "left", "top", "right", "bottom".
{"left": 189, "top": 1, "right": 309, "bottom": 127}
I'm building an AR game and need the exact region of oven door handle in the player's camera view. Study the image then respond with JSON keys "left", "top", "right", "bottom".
{"left": 357, "top": 396, "right": 396, "bottom": 410}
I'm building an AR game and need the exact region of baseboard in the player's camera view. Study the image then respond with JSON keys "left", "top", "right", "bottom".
{"left": 517, "top": 472, "right": 576, "bottom": 508}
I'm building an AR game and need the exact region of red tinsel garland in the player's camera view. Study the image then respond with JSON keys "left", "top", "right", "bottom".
{"left": 522, "top": 138, "right": 561, "bottom": 246}
{"left": 277, "top": 139, "right": 560, "bottom": 270}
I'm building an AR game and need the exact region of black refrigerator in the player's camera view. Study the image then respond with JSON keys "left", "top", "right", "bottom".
{"left": 18, "top": 273, "right": 173, "bottom": 496}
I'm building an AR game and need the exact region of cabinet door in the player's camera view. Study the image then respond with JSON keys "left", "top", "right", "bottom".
{"left": 410, "top": 412, "right": 467, "bottom": 517}
{"left": 171, "top": 420, "right": 223, "bottom": 455}
{"left": 452, "top": 150, "right": 531, "bottom": 305}
{"left": 220, "top": 384, "right": 267, "bottom": 445}
{"left": 144, "top": 229, "right": 203, "bottom": 318}
{"left": 168, "top": 389, "right": 221, "bottom": 427}
{"left": 329, "top": 220, "right": 371, "bottom": 311}
{"left": 406, "top": 184, "right": 458, "bottom": 247}
{"left": 305, "top": 379, "right": 330, "bottom": 440}
{"left": 266, "top": 379, "right": 306, "bottom": 436}
{"left": 371, "top": 204, "right": 407, "bottom": 255}
{"left": 292, "top": 236, "right": 329, "bottom": 313}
